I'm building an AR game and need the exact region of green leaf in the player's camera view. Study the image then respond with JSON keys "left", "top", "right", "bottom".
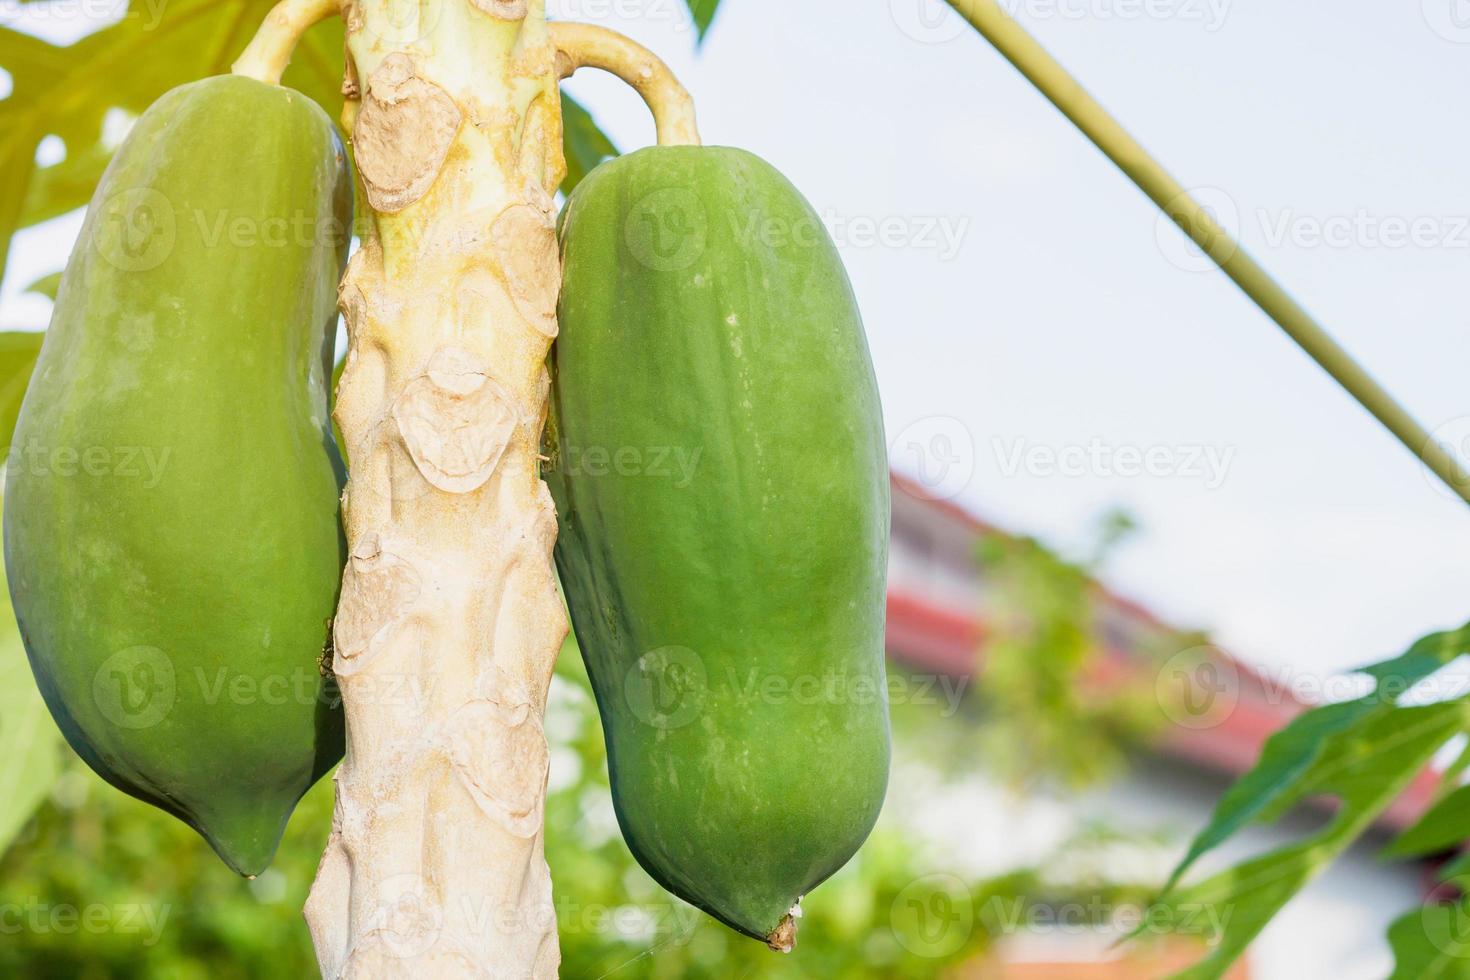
{"left": 0, "top": 558, "right": 63, "bottom": 859}
{"left": 1160, "top": 699, "right": 1470, "bottom": 979}
{"left": 1386, "top": 783, "right": 1470, "bottom": 859}
{"left": 1387, "top": 897, "right": 1470, "bottom": 980}
{"left": 22, "top": 272, "right": 61, "bottom": 301}
{"left": 0, "top": 331, "right": 43, "bottom": 450}
{"left": 0, "top": 0, "right": 347, "bottom": 285}
{"left": 4, "top": 3, "right": 616, "bottom": 280}
{"left": 683, "top": 0, "right": 722, "bottom": 41}
{"left": 1444, "top": 852, "right": 1470, "bottom": 881}
{"left": 0, "top": 28, "right": 51, "bottom": 279}
{"left": 560, "top": 92, "right": 618, "bottom": 197}
{"left": 20, "top": 137, "right": 117, "bottom": 230}
{"left": 0, "top": 331, "right": 60, "bottom": 856}
{"left": 1137, "top": 624, "right": 1470, "bottom": 979}
{"left": 1163, "top": 623, "right": 1470, "bottom": 894}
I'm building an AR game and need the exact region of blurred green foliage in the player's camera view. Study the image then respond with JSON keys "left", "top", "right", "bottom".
{"left": 974, "top": 510, "right": 1182, "bottom": 789}
{"left": 0, "top": 640, "right": 1008, "bottom": 978}
{"left": 1, "top": 632, "right": 1171, "bottom": 978}
{"left": 0, "top": 464, "right": 1190, "bottom": 979}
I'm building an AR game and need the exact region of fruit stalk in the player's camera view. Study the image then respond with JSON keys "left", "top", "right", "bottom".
{"left": 548, "top": 22, "right": 700, "bottom": 146}
{"left": 299, "top": 1, "right": 569, "bottom": 976}
{"left": 231, "top": 0, "right": 341, "bottom": 85}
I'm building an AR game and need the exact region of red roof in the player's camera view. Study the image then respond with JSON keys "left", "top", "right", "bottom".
{"left": 884, "top": 469, "right": 1439, "bottom": 830}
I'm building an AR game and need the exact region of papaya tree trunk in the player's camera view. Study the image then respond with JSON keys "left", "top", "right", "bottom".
{"left": 301, "top": 1, "right": 569, "bottom": 975}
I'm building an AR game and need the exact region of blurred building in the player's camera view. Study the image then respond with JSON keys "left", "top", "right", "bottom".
{"left": 883, "top": 473, "right": 1436, "bottom": 980}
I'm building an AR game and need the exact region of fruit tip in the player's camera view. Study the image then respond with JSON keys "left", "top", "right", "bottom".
{"left": 766, "top": 914, "right": 797, "bottom": 953}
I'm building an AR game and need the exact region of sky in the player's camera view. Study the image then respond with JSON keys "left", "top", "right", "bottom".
{"left": 3, "top": 0, "right": 1469, "bottom": 683}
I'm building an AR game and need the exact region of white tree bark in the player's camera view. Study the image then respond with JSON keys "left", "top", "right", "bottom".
{"left": 302, "top": 2, "right": 569, "bottom": 976}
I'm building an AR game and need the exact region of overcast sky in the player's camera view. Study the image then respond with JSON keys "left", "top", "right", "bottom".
{"left": 4, "top": 0, "right": 1468, "bottom": 683}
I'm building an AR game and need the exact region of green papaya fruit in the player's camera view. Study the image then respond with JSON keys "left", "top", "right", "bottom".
{"left": 4, "top": 75, "right": 351, "bottom": 876}
{"left": 548, "top": 146, "right": 891, "bottom": 948}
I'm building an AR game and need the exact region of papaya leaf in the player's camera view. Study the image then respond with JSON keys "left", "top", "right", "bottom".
{"left": 0, "top": 330, "right": 43, "bottom": 449}
{"left": 1386, "top": 784, "right": 1470, "bottom": 859}
{"left": 0, "top": 27, "right": 51, "bottom": 279}
{"left": 22, "top": 272, "right": 60, "bottom": 301}
{"left": 21, "top": 132, "right": 123, "bottom": 230}
{"left": 683, "top": 0, "right": 722, "bottom": 41}
{"left": 0, "top": 333, "right": 59, "bottom": 857}
{"left": 1387, "top": 895, "right": 1470, "bottom": 980}
{"left": 1139, "top": 623, "right": 1470, "bottom": 978}
{"left": 1439, "top": 851, "right": 1470, "bottom": 883}
{"left": 561, "top": 92, "right": 618, "bottom": 197}
{"left": 4, "top": 2, "right": 614, "bottom": 281}
{"left": 0, "top": 547, "right": 62, "bottom": 860}
{"left": 0, "top": 0, "right": 346, "bottom": 286}
{"left": 1435, "top": 736, "right": 1470, "bottom": 794}
{"left": 1153, "top": 695, "right": 1470, "bottom": 980}
{"left": 1164, "top": 623, "right": 1470, "bottom": 894}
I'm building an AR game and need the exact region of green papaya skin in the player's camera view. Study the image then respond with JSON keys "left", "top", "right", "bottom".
{"left": 548, "top": 146, "right": 891, "bottom": 947}
{"left": 4, "top": 75, "right": 351, "bottom": 876}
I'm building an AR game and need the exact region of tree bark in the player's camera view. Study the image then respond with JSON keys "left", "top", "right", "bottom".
{"left": 302, "top": 1, "right": 568, "bottom": 976}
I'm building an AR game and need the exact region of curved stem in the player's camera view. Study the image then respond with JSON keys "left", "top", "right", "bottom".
{"left": 945, "top": 0, "right": 1470, "bottom": 507}
{"left": 232, "top": 0, "right": 340, "bottom": 86}
{"left": 549, "top": 22, "right": 701, "bottom": 147}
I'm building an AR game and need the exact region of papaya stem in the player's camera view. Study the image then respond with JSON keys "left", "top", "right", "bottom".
{"left": 303, "top": 3, "right": 569, "bottom": 976}
{"left": 549, "top": 22, "right": 701, "bottom": 147}
{"left": 232, "top": 0, "right": 340, "bottom": 86}
{"left": 944, "top": 0, "right": 1470, "bottom": 507}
